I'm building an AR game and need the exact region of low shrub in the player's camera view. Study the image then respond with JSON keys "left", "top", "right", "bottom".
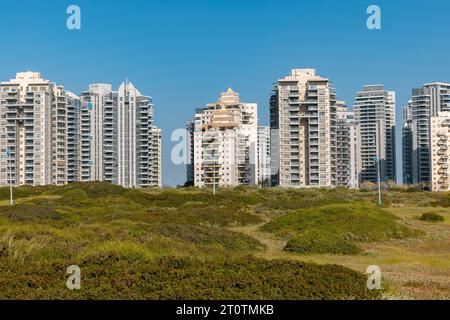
{"left": 0, "top": 256, "right": 381, "bottom": 300}
{"left": 150, "top": 223, "right": 265, "bottom": 251}
{"left": 58, "top": 189, "right": 89, "bottom": 207}
{"left": 418, "top": 212, "right": 445, "bottom": 222}
{"left": 285, "top": 229, "right": 361, "bottom": 255}
{"left": 262, "top": 202, "right": 419, "bottom": 255}
{"left": 0, "top": 204, "right": 61, "bottom": 222}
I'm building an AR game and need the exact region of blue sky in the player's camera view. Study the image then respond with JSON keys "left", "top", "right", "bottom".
{"left": 1, "top": 0, "right": 449, "bottom": 186}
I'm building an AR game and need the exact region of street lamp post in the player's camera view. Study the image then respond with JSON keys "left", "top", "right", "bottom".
{"left": 6, "top": 148, "right": 13, "bottom": 206}
{"left": 211, "top": 149, "right": 216, "bottom": 196}
{"left": 375, "top": 156, "right": 382, "bottom": 207}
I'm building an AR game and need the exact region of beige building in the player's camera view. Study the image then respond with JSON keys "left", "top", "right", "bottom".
{"left": 191, "top": 88, "right": 258, "bottom": 188}
{"left": 430, "top": 113, "right": 450, "bottom": 191}
{"left": 0, "top": 72, "right": 67, "bottom": 186}
{"left": 336, "top": 102, "right": 360, "bottom": 189}
{"left": 270, "top": 69, "right": 337, "bottom": 187}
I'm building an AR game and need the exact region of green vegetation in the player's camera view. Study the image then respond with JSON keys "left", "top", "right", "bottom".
{"left": 262, "top": 203, "right": 420, "bottom": 255}
{"left": 418, "top": 212, "right": 445, "bottom": 222}
{"left": 0, "top": 182, "right": 449, "bottom": 299}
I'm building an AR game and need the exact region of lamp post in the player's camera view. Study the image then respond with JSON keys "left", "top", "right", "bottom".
{"left": 6, "top": 148, "right": 13, "bottom": 206}
{"left": 211, "top": 149, "right": 216, "bottom": 196}
{"left": 375, "top": 156, "right": 382, "bottom": 207}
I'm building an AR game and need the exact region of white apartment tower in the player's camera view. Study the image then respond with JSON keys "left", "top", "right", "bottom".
{"left": 257, "top": 126, "right": 270, "bottom": 186}
{"left": 186, "top": 120, "right": 195, "bottom": 186}
{"left": 80, "top": 81, "right": 160, "bottom": 188}
{"left": 66, "top": 91, "right": 82, "bottom": 183}
{"left": 270, "top": 69, "right": 337, "bottom": 188}
{"left": 192, "top": 88, "right": 258, "bottom": 188}
{"left": 0, "top": 72, "right": 67, "bottom": 186}
{"left": 80, "top": 84, "right": 115, "bottom": 182}
{"left": 0, "top": 73, "right": 162, "bottom": 189}
{"left": 117, "top": 81, "right": 154, "bottom": 188}
{"left": 430, "top": 113, "right": 450, "bottom": 191}
{"left": 354, "top": 85, "right": 396, "bottom": 184}
{"left": 150, "top": 126, "right": 162, "bottom": 188}
{"left": 336, "top": 102, "right": 360, "bottom": 189}
{"left": 402, "top": 102, "right": 414, "bottom": 185}
{"left": 402, "top": 83, "right": 450, "bottom": 186}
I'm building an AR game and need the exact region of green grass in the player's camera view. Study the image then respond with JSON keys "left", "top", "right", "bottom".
{"left": 1, "top": 182, "right": 448, "bottom": 299}
{"left": 261, "top": 202, "right": 420, "bottom": 255}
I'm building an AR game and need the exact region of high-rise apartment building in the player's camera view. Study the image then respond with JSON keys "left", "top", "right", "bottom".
{"left": 430, "top": 113, "right": 450, "bottom": 191}
{"left": 0, "top": 72, "right": 68, "bottom": 187}
{"left": 402, "top": 83, "right": 450, "bottom": 186}
{"left": 116, "top": 81, "right": 154, "bottom": 188}
{"left": 257, "top": 126, "right": 270, "bottom": 186}
{"left": 80, "top": 83, "right": 116, "bottom": 183}
{"left": 150, "top": 126, "right": 162, "bottom": 188}
{"left": 190, "top": 88, "right": 258, "bottom": 188}
{"left": 270, "top": 69, "right": 337, "bottom": 188}
{"left": 79, "top": 81, "right": 160, "bottom": 188}
{"left": 402, "top": 102, "right": 414, "bottom": 185}
{"left": 336, "top": 102, "right": 360, "bottom": 189}
{"left": 66, "top": 91, "right": 82, "bottom": 183}
{"left": 185, "top": 120, "right": 195, "bottom": 186}
{"left": 0, "top": 72, "right": 162, "bottom": 189}
{"left": 354, "top": 85, "right": 396, "bottom": 184}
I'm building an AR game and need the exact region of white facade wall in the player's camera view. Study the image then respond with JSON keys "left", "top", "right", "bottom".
{"left": 430, "top": 113, "right": 450, "bottom": 191}
{"left": 193, "top": 88, "right": 258, "bottom": 188}
{"left": 0, "top": 72, "right": 67, "bottom": 186}
{"left": 270, "top": 69, "right": 337, "bottom": 188}
{"left": 257, "top": 126, "right": 270, "bottom": 186}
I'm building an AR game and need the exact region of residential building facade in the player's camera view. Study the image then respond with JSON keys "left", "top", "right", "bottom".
{"left": 270, "top": 69, "right": 337, "bottom": 188}
{"left": 0, "top": 72, "right": 162, "bottom": 189}
{"left": 150, "top": 126, "right": 162, "bottom": 188}
{"left": 430, "top": 113, "right": 450, "bottom": 191}
{"left": 80, "top": 83, "right": 115, "bottom": 182}
{"left": 0, "top": 72, "right": 67, "bottom": 187}
{"left": 257, "top": 126, "right": 270, "bottom": 186}
{"left": 185, "top": 120, "right": 195, "bottom": 186}
{"left": 402, "top": 102, "right": 414, "bottom": 185}
{"left": 402, "top": 83, "right": 450, "bottom": 186}
{"left": 354, "top": 85, "right": 396, "bottom": 184}
{"left": 191, "top": 88, "right": 258, "bottom": 188}
{"left": 80, "top": 81, "right": 160, "bottom": 188}
{"left": 66, "top": 91, "right": 82, "bottom": 183}
{"left": 336, "top": 102, "right": 360, "bottom": 189}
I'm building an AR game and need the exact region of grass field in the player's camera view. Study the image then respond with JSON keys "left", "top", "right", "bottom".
{"left": 0, "top": 182, "right": 449, "bottom": 300}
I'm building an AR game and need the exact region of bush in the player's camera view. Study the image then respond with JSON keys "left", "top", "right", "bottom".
{"left": 285, "top": 229, "right": 361, "bottom": 255}
{"left": 58, "top": 189, "right": 89, "bottom": 207}
{"left": 418, "top": 212, "right": 445, "bottom": 222}
{"left": 360, "top": 182, "right": 377, "bottom": 191}
{"left": 0, "top": 204, "right": 61, "bottom": 222}
{"left": 150, "top": 223, "right": 265, "bottom": 251}
{"left": 0, "top": 256, "right": 381, "bottom": 300}
{"left": 262, "top": 202, "right": 419, "bottom": 255}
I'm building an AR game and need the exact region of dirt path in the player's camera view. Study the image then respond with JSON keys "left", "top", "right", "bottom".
{"left": 230, "top": 221, "right": 287, "bottom": 258}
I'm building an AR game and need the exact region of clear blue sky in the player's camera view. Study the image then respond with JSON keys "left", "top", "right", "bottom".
{"left": 1, "top": 0, "right": 449, "bottom": 186}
